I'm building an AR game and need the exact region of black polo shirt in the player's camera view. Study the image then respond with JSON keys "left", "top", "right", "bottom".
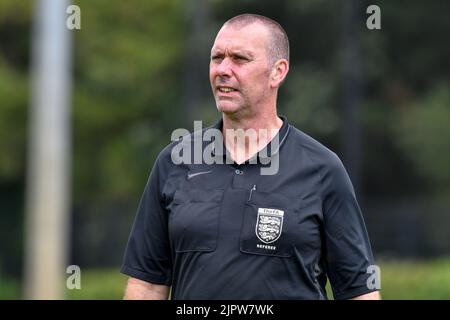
{"left": 121, "top": 116, "right": 377, "bottom": 300}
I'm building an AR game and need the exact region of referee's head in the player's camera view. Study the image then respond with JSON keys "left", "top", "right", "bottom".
{"left": 210, "top": 14, "right": 290, "bottom": 116}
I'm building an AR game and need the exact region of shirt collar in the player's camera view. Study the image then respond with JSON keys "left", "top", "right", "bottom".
{"left": 210, "top": 115, "right": 290, "bottom": 160}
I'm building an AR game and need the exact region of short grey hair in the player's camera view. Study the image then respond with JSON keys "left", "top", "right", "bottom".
{"left": 223, "top": 14, "right": 290, "bottom": 65}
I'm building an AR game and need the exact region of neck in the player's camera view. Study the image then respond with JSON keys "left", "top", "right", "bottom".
{"left": 222, "top": 111, "right": 282, "bottom": 132}
{"left": 222, "top": 93, "right": 281, "bottom": 131}
{"left": 221, "top": 107, "right": 283, "bottom": 164}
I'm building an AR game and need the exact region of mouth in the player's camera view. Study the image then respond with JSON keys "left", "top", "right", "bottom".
{"left": 216, "top": 86, "right": 238, "bottom": 94}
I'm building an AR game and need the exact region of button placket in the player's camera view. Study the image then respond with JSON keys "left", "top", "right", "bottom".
{"left": 232, "top": 167, "right": 246, "bottom": 188}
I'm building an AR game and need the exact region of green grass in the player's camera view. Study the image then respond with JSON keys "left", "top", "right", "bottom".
{"left": 66, "top": 269, "right": 128, "bottom": 300}
{"left": 376, "top": 258, "right": 450, "bottom": 299}
{"left": 0, "top": 275, "right": 20, "bottom": 299}
{"left": 2, "top": 258, "right": 450, "bottom": 299}
{"left": 66, "top": 260, "right": 450, "bottom": 299}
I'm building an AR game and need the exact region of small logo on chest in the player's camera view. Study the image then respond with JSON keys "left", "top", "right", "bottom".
{"left": 255, "top": 208, "right": 284, "bottom": 244}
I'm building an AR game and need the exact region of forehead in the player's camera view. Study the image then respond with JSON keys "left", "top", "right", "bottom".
{"left": 211, "top": 23, "right": 270, "bottom": 53}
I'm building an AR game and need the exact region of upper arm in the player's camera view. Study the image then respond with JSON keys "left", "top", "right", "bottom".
{"left": 124, "top": 277, "right": 170, "bottom": 300}
{"left": 120, "top": 153, "right": 173, "bottom": 286}
{"left": 321, "top": 154, "right": 376, "bottom": 299}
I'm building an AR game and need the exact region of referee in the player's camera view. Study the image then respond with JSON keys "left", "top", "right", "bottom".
{"left": 121, "top": 14, "right": 380, "bottom": 300}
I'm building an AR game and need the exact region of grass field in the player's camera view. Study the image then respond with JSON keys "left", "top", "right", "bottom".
{"left": 2, "top": 258, "right": 450, "bottom": 299}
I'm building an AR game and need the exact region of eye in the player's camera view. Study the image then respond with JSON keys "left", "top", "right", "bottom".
{"left": 211, "top": 55, "right": 223, "bottom": 62}
{"left": 233, "top": 55, "right": 249, "bottom": 63}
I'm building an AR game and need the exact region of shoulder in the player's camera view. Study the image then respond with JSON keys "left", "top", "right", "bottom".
{"left": 287, "top": 125, "right": 343, "bottom": 174}
{"left": 287, "top": 125, "right": 353, "bottom": 195}
{"left": 152, "top": 124, "right": 214, "bottom": 172}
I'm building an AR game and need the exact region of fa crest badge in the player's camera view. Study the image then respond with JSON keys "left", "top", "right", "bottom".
{"left": 256, "top": 208, "right": 284, "bottom": 243}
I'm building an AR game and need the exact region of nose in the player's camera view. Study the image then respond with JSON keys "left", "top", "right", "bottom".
{"left": 215, "top": 57, "right": 233, "bottom": 77}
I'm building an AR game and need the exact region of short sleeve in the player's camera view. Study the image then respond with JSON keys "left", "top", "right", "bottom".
{"left": 120, "top": 155, "right": 172, "bottom": 285}
{"left": 321, "top": 154, "right": 377, "bottom": 300}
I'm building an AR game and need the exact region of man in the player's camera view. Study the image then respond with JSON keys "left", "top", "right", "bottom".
{"left": 121, "top": 14, "right": 380, "bottom": 300}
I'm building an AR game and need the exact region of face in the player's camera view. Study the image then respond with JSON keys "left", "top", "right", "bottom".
{"left": 210, "top": 23, "right": 272, "bottom": 116}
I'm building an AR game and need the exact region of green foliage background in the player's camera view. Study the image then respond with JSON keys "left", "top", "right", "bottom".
{"left": 0, "top": 0, "right": 449, "bottom": 298}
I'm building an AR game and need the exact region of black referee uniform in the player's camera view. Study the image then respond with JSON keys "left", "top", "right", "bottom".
{"left": 121, "top": 116, "right": 377, "bottom": 299}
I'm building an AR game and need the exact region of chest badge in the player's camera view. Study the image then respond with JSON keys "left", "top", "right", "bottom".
{"left": 255, "top": 208, "right": 284, "bottom": 244}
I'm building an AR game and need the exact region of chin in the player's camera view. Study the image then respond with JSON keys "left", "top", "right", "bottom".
{"left": 216, "top": 101, "right": 241, "bottom": 114}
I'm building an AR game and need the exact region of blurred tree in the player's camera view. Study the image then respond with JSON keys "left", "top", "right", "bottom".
{"left": 72, "top": 0, "right": 185, "bottom": 203}
{"left": 0, "top": 0, "right": 32, "bottom": 279}
{"left": 394, "top": 84, "right": 450, "bottom": 195}
{"left": 0, "top": 0, "right": 449, "bottom": 279}
{"left": 70, "top": 0, "right": 187, "bottom": 267}
{"left": 182, "top": 0, "right": 213, "bottom": 125}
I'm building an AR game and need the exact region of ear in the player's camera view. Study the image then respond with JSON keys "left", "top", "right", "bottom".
{"left": 270, "top": 59, "right": 289, "bottom": 89}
